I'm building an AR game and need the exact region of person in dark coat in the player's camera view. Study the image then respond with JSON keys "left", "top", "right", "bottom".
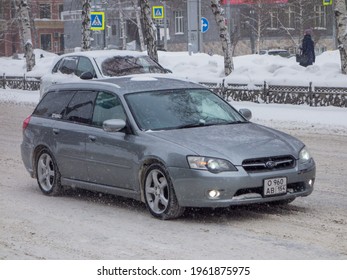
{"left": 299, "top": 29, "right": 315, "bottom": 67}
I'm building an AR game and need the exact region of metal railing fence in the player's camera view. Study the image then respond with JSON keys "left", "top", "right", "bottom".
{"left": 1, "top": 74, "right": 40, "bottom": 91}
{"left": 200, "top": 80, "right": 347, "bottom": 107}
{"left": 1, "top": 75, "right": 346, "bottom": 107}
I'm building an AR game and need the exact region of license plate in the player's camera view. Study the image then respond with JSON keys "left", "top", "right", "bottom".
{"left": 264, "top": 177, "right": 287, "bottom": 196}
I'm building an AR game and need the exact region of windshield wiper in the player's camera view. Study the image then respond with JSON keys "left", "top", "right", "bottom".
{"left": 174, "top": 123, "right": 206, "bottom": 129}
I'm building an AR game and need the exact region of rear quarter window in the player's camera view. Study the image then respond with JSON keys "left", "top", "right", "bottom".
{"left": 34, "top": 90, "right": 75, "bottom": 119}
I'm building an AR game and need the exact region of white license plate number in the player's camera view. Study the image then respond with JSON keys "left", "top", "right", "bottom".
{"left": 264, "top": 177, "right": 287, "bottom": 196}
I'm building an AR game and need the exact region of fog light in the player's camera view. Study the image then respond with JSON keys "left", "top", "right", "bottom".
{"left": 208, "top": 190, "right": 221, "bottom": 198}
{"left": 308, "top": 179, "right": 314, "bottom": 187}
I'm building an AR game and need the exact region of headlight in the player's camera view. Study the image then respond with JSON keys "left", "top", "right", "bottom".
{"left": 187, "top": 156, "right": 237, "bottom": 173}
{"left": 299, "top": 147, "right": 311, "bottom": 162}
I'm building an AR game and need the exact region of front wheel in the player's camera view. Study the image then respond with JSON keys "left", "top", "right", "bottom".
{"left": 36, "top": 149, "right": 62, "bottom": 196}
{"left": 144, "top": 163, "right": 185, "bottom": 220}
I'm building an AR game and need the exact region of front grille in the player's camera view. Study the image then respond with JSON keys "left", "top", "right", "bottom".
{"left": 242, "top": 155, "right": 295, "bottom": 172}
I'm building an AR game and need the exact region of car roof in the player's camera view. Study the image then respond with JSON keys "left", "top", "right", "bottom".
{"left": 46, "top": 75, "right": 206, "bottom": 96}
{"left": 58, "top": 49, "right": 149, "bottom": 59}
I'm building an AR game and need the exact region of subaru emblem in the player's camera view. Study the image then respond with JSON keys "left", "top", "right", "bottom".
{"left": 265, "top": 161, "right": 276, "bottom": 169}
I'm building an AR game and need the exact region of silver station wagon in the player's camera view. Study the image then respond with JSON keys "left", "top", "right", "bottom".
{"left": 21, "top": 76, "right": 316, "bottom": 219}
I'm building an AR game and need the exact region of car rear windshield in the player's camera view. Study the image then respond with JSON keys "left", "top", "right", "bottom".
{"left": 97, "top": 55, "right": 166, "bottom": 77}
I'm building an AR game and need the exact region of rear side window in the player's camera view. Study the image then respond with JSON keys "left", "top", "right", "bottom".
{"left": 64, "top": 91, "right": 97, "bottom": 124}
{"left": 34, "top": 90, "right": 74, "bottom": 118}
{"left": 100, "top": 56, "right": 165, "bottom": 77}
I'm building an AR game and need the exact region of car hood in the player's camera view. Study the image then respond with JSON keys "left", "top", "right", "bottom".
{"left": 147, "top": 123, "right": 304, "bottom": 165}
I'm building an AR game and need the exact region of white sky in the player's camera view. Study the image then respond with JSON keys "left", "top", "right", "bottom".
{"left": 0, "top": 49, "right": 346, "bottom": 135}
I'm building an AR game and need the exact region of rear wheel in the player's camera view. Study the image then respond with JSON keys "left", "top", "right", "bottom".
{"left": 144, "top": 163, "right": 185, "bottom": 220}
{"left": 36, "top": 149, "right": 62, "bottom": 196}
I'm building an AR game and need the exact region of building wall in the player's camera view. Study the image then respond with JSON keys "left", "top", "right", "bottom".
{"left": 31, "top": 0, "right": 65, "bottom": 54}
{"left": 0, "top": 0, "right": 21, "bottom": 56}
{"left": 0, "top": 0, "right": 64, "bottom": 57}
{"left": 59, "top": 0, "right": 335, "bottom": 56}
{"left": 157, "top": 0, "right": 335, "bottom": 56}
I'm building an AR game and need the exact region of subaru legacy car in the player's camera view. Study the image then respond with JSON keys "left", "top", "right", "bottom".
{"left": 22, "top": 76, "right": 315, "bottom": 219}
{"left": 39, "top": 50, "right": 170, "bottom": 97}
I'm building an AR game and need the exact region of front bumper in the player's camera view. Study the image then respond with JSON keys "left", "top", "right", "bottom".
{"left": 169, "top": 161, "right": 315, "bottom": 207}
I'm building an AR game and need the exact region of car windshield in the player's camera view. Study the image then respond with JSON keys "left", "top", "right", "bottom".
{"left": 125, "top": 89, "right": 246, "bottom": 131}
{"left": 97, "top": 55, "right": 166, "bottom": 77}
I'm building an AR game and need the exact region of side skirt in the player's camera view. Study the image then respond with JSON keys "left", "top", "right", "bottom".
{"left": 61, "top": 178, "right": 141, "bottom": 201}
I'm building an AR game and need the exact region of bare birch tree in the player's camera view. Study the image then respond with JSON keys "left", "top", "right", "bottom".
{"left": 335, "top": 0, "right": 347, "bottom": 74}
{"left": 15, "top": 0, "right": 35, "bottom": 71}
{"left": 118, "top": 0, "right": 127, "bottom": 50}
{"left": 210, "top": 0, "right": 233, "bottom": 75}
{"left": 131, "top": 0, "right": 145, "bottom": 51}
{"left": 81, "top": 0, "right": 91, "bottom": 51}
{"left": 140, "top": 0, "right": 158, "bottom": 62}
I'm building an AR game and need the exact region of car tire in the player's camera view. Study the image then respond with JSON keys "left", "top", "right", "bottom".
{"left": 144, "top": 163, "right": 185, "bottom": 220}
{"left": 36, "top": 149, "right": 62, "bottom": 196}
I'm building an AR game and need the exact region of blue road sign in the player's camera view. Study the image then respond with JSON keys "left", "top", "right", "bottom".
{"left": 152, "top": 6, "right": 164, "bottom": 19}
{"left": 201, "top": 17, "right": 209, "bottom": 33}
{"left": 90, "top": 12, "right": 105, "bottom": 31}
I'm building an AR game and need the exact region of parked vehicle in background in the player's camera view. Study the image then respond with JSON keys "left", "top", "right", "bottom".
{"left": 23, "top": 76, "right": 315, "bottom": 220}
{"left": 259, "top": 49, "right": 291, "bottom": 58}
{"left": 39, "top": 50, "right": 171, "bottom": 97}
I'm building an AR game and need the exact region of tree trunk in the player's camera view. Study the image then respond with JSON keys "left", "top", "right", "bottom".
{"left": 140, "top": 0, "right": 158, "bottom": 62}
{"left": 210, "top": 0, "right": 233, "bottom": 75}
{"left": 132, "top": 0, "right": 145, "bottom": 51}
{"left": 16, "top": 0, "right": 35, "bottom": 72}
{"left": 81, "top": 0, "right": 91, "bottom": 51}
{"left": 335, "top": 0, "right": 347, "bottom": 74}
{"left": 118, "top": 0, "right": 127, "bottom": 50}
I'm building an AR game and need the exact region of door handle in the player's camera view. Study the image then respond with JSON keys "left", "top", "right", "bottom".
{"left": 88, "top": 135, "right": 96, "bottom": 142}
{"left": 53, "top": 128, "right": 60, "bottom": 135}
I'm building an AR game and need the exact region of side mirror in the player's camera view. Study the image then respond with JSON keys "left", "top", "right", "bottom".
{"left": 239, "top": 108, "right": 252, "bottom": 121}
{"left": 80, "top": 71, "right": 94, "bottom": 80}
{"left": 103, "top": 119, "right": 126, "bottom": 132}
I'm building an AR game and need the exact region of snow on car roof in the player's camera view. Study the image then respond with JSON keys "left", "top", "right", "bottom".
{"left": 50, "top": 75, "right": 203, "bottom": 96}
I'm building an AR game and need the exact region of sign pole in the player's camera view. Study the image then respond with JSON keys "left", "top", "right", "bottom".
{"left": 198, "top": 0, "right": 202, "bottom": 52}
{"left": 164, "top": 1, "right": 167, "bottom": 50}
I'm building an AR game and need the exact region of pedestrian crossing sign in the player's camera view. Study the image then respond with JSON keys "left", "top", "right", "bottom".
{"left": 90, "top": 12, "right": 105, "bottom": 31}
{"left": 152, "top": 6, "right": 164, "bottom": 19}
